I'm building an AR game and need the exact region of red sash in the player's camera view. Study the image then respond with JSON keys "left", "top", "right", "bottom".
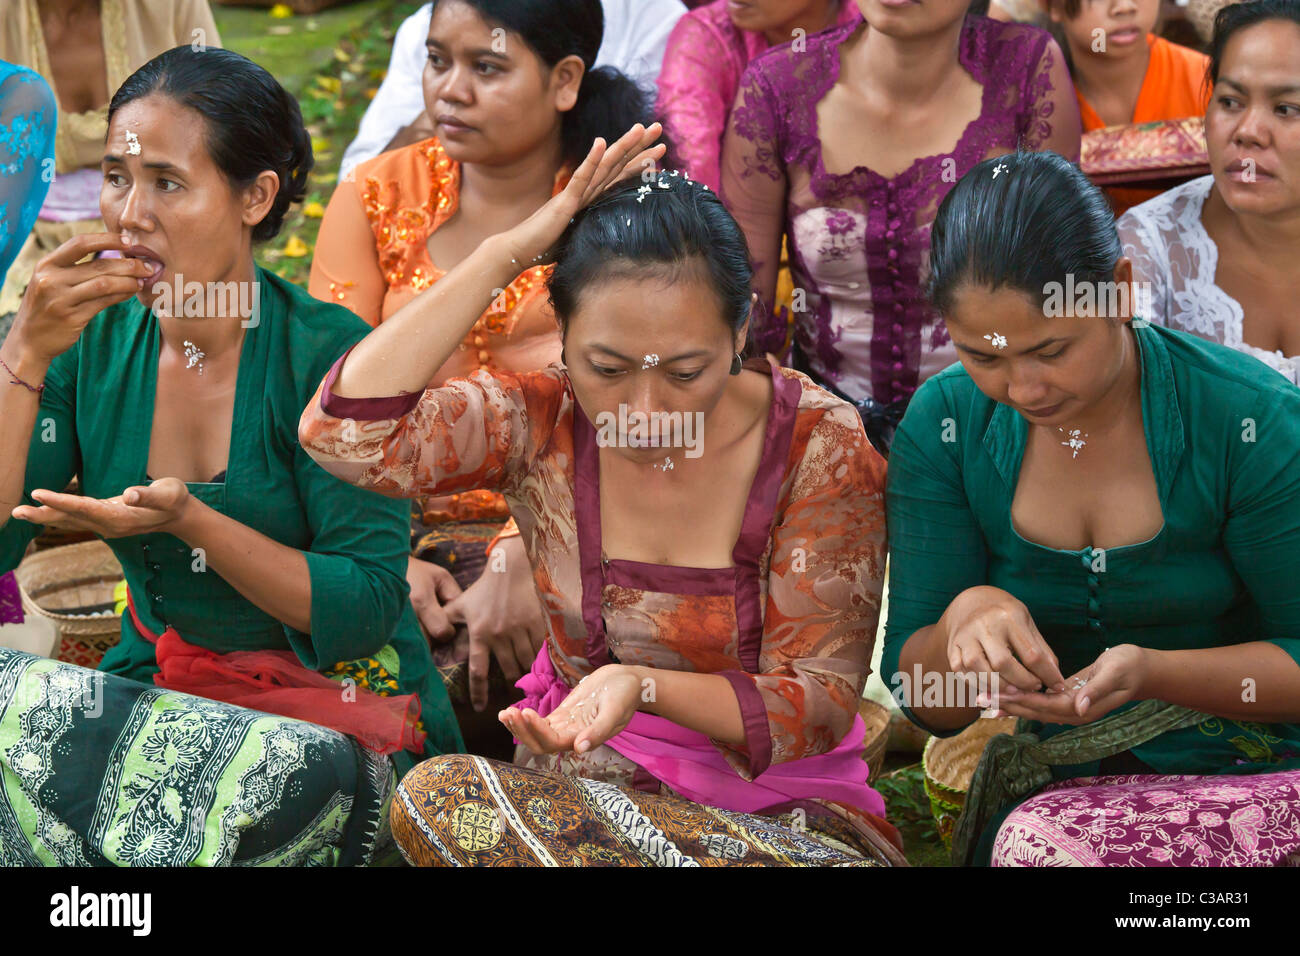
{"left": 126, "top": 591, "right": 425, "bottom": 755}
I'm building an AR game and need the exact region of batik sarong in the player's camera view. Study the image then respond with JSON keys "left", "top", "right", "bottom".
{"left": 0, "top": 648, "right": 398, "bottom": 866}
{"left": 992, "top": 771, "right": 1300, "bottom": 866}
{"left": 390, "top": 754, "right": 895, "bottom": 867}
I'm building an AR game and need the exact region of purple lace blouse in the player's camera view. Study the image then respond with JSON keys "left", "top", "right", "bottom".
{"left": 655, "top": 0, "right": 862, "bottom": 192}
{"left": 721, "top": 12, "right": 1080, "bottom": 405}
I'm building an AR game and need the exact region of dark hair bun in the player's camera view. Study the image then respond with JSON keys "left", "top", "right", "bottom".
{"left": 548, "top": 169, "right": 753, "bottom": 339}
{"left": 928, "top": 151, "right": 1120, "bottom": 316}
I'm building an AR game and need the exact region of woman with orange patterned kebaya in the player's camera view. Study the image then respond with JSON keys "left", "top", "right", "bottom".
{"left": 310, "top": 0, "right": 664, "bottom": 731}
{"left": 299, "top": 125, "right": 904, "bottom": 866}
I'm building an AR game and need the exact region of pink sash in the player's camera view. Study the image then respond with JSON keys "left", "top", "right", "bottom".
{"left": 516, "top": 646, "right": 888, "bottom": 819}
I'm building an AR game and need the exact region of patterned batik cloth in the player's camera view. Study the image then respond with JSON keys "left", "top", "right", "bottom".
{"left": 391, "top": 754, "right": 891, "bottom": 867}
{"left": 0, "top": 648, "right": 400, "bottom": 866}
{"left": 992, "top": 771, "right": 1300, "bottom": 867}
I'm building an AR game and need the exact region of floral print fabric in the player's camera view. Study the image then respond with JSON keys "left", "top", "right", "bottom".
{"left": 993, "top": 771, "right": 1300, "bottom": 866}
{"left": 655, "top": 0, "right": 861, "bottom": 191}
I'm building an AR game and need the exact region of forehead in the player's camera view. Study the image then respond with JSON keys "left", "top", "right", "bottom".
{"left": 105, "top": 96, "right": 213, "bottom": 166}
{"left": 566, "top": 269, "right": 732, "bottom": 346}
{"left": 428, "top": 0, "right": 500, "bottom": 43}
{"left": 1219, "top": 20, "right": 1300, "bottom": 81}
{"left": 944, "top": 283, "right": 1060, "bottom": 335}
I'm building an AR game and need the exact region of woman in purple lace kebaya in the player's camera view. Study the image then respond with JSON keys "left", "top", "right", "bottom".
{"left": 721, "top": 0, "right": 1081, "bottom": 450}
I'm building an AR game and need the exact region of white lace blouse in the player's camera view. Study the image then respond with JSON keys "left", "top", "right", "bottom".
{"left": 1117, "top": 175, "right": 1299, "bottom": 385}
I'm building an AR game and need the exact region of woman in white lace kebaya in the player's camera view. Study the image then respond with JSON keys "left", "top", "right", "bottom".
{"left": 1117, "top": 0, "right": 1300, "bottom": 384}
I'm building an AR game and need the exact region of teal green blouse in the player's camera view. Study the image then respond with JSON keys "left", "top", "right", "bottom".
{"left": 0, "top": 267, "right": 462, "bottom": 763}
{"left": 883, "top": 321, "right": 1300, "bottom": 775}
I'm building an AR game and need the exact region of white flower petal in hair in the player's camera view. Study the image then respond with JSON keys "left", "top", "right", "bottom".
{"left": 636, "top": 184, "right": 653, "bottom": 203}
{"left": 984, "top": 333, "right": 1008, "bottom": 350}
{"left": 992, "top": 162, "right": 1009, "bottom": 179}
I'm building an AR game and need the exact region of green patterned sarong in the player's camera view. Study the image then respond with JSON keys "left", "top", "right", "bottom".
{"left": 0, "top": 649, "right": 398, "bottom": 866}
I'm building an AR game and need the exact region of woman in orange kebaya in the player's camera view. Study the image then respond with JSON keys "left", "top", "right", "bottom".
{"left": 1045, "top": 0, "right": 1211, "bottom": 211}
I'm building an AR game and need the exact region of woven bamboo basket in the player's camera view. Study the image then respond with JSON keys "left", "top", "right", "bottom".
{"left": 922, "top": 716, "right": 1017, "bottom": 849}
{"left": 859, "top": 698, "right": 891, "bottom": 782}
{"left": 13, "top": 540, "right": 124, "bottom": 669}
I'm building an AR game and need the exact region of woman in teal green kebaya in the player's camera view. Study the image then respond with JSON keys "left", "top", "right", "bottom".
{"left": 884, "top": 151, "right": 1300, "bottom": 867}
{"left": 0, "top": 47, "right": 459, "bottom": 867}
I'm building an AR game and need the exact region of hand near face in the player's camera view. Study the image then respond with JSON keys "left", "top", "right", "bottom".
{"left": 11, "top": 234, "right": 154, "bottom": 365}
{"left": 499, "top": 123, "right": 666, "bottom": 268}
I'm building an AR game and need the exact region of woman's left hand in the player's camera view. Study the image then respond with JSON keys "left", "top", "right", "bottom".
{"left": 501, "top": 664, "right": 645, "bottom": 756}
{"left": 992, "top": 644, "right": 1150, "bottom": 725}
{"left": 11, "top": 477, "right": 193, "bottom": 538}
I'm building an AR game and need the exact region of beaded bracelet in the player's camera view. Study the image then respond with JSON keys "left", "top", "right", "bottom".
{"left": 0, "top": 355, "right": 45, "bottom": 396}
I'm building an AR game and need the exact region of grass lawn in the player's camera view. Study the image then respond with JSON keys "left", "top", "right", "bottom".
{"left": 213, "top": 0, "right": 426, "bottom": 284}
{"left": 878, "top": 754, "right": 953, "bottom": 867}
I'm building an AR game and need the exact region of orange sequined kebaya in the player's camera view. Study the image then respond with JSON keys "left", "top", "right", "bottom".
{"left": 310, "top": 137, "right": 571, "bottom": 523}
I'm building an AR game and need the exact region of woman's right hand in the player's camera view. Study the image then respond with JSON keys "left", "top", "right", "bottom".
{"left": 939, "top": 585, "right": 1067, "bottom": 697}
{"left": 9, "top": 233, "right": 153, "bottom": 366}
{"left": 406, "top": 555, "right": 463, "bottom": 643}
{"left": 496, "top": 122, "right": 667, "bottom": 269}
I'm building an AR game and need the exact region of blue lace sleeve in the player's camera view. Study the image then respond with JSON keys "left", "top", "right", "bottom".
{"left": 0, "top": 62, "right": 57, "bottom": 278}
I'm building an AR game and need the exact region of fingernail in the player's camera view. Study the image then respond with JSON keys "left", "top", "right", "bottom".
{"left": 576, "top": 740, "right": 590, "bottom": 754}
{"left": 1079, "top": 696, "right": 1090, "bottom": 713}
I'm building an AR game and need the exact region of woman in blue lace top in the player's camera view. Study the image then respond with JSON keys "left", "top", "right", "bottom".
{"left": 0, "top": 60, "right": 56, "bottom": 626}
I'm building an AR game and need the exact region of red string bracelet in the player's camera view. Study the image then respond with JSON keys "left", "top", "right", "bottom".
{"left": 0, "top": 355, "right": 45, "bottom": 396}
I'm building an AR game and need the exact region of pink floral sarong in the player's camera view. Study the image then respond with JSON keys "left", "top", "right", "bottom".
{"left": 992, "top": 771, "right": 1300, "bottom": 866}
